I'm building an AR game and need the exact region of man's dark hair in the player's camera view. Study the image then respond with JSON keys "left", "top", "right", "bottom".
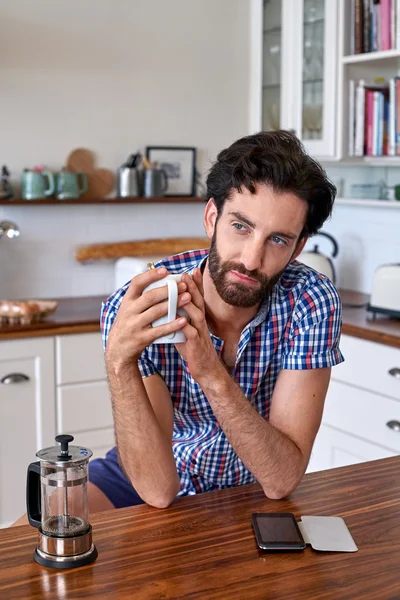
{"left": 206, "top": 130, "right": 336, "bottom": 238}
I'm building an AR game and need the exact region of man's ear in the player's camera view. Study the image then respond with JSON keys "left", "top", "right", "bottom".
{"left": 203, "top": 198, "right": 218, "bottom": 239}
{"left": 291, "top": 236, "right": 308, "bottom": 261}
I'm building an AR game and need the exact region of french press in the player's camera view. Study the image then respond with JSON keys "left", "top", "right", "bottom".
{"left": 26, "top": 434, "right": 97, "bottom": 569}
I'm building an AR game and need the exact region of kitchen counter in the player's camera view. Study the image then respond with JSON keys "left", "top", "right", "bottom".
{"left": 0, "top": 295, "right": 104, "bottom": 340}
{"left": 0, "top": 456, "right": 399, "bottom": 599}
{"left": 0, "top": 289, "right": 400, "bottom": 348}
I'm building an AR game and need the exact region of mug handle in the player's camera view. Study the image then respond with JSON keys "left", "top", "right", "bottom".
{"left": 77, "top": 172, "right": 88, "bottom": 196}
{"left": 166, "top": 279, "right": 178, "bottom": 340}
{"left": 43, "top": 171, "right": 55, "bottom": 197}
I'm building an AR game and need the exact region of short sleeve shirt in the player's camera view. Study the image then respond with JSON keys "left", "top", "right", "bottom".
{"left": 101, "top": 249, "right": 344, "bottom": 496}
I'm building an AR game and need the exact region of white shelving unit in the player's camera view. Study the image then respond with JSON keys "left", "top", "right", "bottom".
{"left": 253, "top": 0, "right": 400, "bottom": 166}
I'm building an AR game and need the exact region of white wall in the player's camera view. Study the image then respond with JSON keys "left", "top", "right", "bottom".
{"left": 0, "top": 0, "right": 250, "bottom": 299}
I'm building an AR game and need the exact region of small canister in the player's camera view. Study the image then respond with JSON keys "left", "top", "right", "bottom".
{"left": 117, "top": 167, "right": 142, "bottom": 197}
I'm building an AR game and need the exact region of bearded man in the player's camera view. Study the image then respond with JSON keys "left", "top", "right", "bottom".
{"left": 88, "top": 130, "right": 344, "bottom": 512}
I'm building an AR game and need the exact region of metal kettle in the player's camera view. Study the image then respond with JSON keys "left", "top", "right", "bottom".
{"left": 298, "top": 232, "right": 339, "bottom": 283}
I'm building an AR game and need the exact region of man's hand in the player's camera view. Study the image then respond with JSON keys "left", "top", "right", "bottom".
{"left": 106, "top": 267, "right": 190, "bottom": 369}
{"left": 175, "top": 268, "right": 222, "bottom": 382}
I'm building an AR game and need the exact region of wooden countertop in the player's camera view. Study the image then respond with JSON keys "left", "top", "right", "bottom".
{"left": 1, "top": 289, "right": 400, "bottom": 348}
{"left": 0, "top": 456, "right": 399, "bottom": 599}
{"left": 0, "top": 295, "right": 103, "bottom": 340}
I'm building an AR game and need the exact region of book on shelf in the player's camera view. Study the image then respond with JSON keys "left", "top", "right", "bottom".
{"left": 348, "top": 77, "right": 400, "bottom": 157}
{"left": 351, "top": 0, "right": 400, "bottom": 54}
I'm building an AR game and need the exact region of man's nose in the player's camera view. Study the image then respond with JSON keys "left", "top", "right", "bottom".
{"left": 240, "top": 242, "right": 264, "bottom": 272}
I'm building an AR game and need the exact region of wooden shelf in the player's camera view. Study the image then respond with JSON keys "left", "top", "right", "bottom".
{"left": 0, "top": 196, "right": 205, "bottom": 206}
{"left": 335, "top": 198, "right": 400, "bottom": 208}
{"left": 320, "top": 156, "right": 400, "bottom": 167}
{"left": 342, "top": 49, "right": 400, "bottom": 64}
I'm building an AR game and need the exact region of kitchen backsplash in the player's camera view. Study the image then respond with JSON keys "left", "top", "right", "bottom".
{"left": 0, "top": 203, "right": 206, "bottom": 299}
{"left": 1, "top": 195, "right": 399, "bottom": 300}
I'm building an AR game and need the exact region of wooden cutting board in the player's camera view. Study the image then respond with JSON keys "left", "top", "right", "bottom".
{"left": 66, "top": 148, "right": 115, "bottom": 199}
{"left": 76, "top": 237, "right": 210, "bottom": 262}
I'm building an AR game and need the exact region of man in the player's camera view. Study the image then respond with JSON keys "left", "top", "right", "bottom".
{"left": 88, "top": 130, "right": 344, "bottom": 513}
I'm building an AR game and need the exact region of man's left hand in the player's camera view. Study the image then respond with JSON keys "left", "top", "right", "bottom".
{"left": 174, "top": 268, "right": 222, "bottom": 383}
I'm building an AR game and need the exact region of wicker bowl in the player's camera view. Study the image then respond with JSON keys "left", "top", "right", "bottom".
{"left": 0, "top": 300, "right": 58, "bottom": 325}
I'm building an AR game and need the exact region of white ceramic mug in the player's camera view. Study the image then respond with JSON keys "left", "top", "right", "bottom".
{"left": 142, "top": 274, "right": 187, "bottom": 344}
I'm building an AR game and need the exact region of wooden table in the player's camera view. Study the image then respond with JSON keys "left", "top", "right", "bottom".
{"left": 1, "top": 457, "right": 399, "bottom": 599}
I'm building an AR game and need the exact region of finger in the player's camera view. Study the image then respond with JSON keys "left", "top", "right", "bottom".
{"left": 179, "top": 301, "right": 205, "bottom": 330}
{"left": 139, "top": 293, "right": 191, "bottom": 327}
{"left": 125, "top": 267, "right": 169, "bottom": 300}
{"left": 143, "top": 317, "right": 187, "bottom": 345}
{"left": 181, "top": 273, "right": 204, "bottom": 311}
{"left": 180, "top": 321, "right": 199, "bottom": 341}
{"left": 135, "top": 281, "right": 187, "bottom": 313}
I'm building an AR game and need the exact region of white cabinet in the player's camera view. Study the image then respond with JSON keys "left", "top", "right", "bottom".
{"left": 0, "top": 332, "right": 114, "bottom": 528}
{"left": 307, "top": 334, "right": 400, "bottom": 473}
{"left": 252, "top": 0, "right": 338, "bottom": 158}
{"left": 55, "top": 333, "right": 114, "bottom": 461}
{"left": 308, "top": 424, "right": 394, "bottom": 473}
{"left": 0, "top": 337, "right": 55, "bottom": 528}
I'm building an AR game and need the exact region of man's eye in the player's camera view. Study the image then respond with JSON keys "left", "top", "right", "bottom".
{"left": 233, "top": 223, "right": 247, "bottom": 231}
{"left": 271, "top": 235, "right": 286, "bottom": 245}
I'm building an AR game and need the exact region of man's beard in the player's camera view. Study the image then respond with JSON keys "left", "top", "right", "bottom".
{"left": 207, "top": 234, "right": 286, "bottom": 308}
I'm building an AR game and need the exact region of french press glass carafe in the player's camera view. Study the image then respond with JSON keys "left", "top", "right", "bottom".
{"left": 26, "top": 434, "right": 97, "bottom": 568}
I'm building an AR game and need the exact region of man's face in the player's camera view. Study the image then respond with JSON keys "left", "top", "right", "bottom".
{"left": 205, "top": 184, "right": 308, "bottom": 308}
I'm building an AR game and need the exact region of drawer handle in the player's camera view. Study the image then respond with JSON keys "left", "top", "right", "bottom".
{"left": 388, "top": 368, "right": 400, "bottom": 379}
{"left": 1, "top": 373, "right": 30, "bottom": 384}
{"left": 386, "top": 420, "right": 400, "bottom": 432}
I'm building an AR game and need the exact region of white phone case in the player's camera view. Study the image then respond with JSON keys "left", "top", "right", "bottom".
{"left": 298, "top": 516, "right": 358, "bottom": 552}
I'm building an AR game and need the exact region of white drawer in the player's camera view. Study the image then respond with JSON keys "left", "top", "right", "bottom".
{"left": 334, "top": 335, "right": 400, "bottom": 401}
{"left": 56, "top": 333, "right": 106, "bottom": 385}
{"left": 307, "top": 424, "right": 395, "bottom": 473}
{"left": 323, "top": 380, "right": 400, "bottom": 453}
{"left": 67, "top": 428, "right": 115, "bottom": 460}
{"left": 57, "top": 381, "right": 113, "bottom": 434}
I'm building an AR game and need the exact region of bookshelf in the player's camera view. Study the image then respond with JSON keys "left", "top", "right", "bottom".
{"left": 342, "top": 48, "right": 400, "bottom": 64}
{"left": 339, "top": 0, "right": 400, "bottom": 163}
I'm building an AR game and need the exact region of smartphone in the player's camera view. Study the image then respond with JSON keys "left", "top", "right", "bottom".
{"left": 252, "top": 513, "right": 306, "bottom": 551}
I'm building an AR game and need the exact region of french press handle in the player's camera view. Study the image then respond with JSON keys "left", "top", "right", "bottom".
{"left": 26, "top": 461, "right": 41, "bottom": 529}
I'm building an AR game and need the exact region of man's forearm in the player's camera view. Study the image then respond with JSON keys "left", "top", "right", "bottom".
{"left": 107, "top": 362, "right": 180, "bottom": 508}
{"left": 200, "top": 368, "right": 305, "bottom": 499}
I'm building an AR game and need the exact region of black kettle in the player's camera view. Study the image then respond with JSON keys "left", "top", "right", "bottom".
{"left": 298, "top": 232, "right": 339, "bottom": 283}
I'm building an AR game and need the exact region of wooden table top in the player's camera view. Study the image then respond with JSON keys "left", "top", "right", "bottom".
{"left": 1, "top": 289, "right": 400, "bottom": 347}
{"left": 1, "top": 456, "right": 399, "bottom": 599}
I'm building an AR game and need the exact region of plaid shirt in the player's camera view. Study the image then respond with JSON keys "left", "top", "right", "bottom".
{"left": 101, "top": 249, "right": 344, "bottom": 496}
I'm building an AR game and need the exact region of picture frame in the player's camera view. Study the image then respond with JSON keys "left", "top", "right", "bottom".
{"left": 145, "top": 146, "right": 196, "bottom": 197}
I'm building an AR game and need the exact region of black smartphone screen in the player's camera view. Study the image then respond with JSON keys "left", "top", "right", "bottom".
{"left": 252, "top": 513, "right": 306, "bottom": 550}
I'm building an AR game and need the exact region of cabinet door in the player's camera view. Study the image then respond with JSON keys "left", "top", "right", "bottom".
{"left": 290, "top": 0, "right": 338, "bottom": 157}
{"left": 307, "top": 424, "right": 394, "bottom": 473}
{"left": 261, "top": 0, "right": 283, "bottom": 131}
{"left": 0, "top": 338, "right": 55, "bottom": 527}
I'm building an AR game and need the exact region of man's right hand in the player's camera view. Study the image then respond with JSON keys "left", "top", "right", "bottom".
{"left": 105, "top": 267, "right": 190, "bottom": 369}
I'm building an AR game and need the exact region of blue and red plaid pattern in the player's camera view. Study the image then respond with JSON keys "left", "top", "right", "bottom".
{"left": 101, "top": 249, "right": 344, "bottom": 496}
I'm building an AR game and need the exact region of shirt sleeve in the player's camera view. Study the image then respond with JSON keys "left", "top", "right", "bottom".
{"left": 282, "top": 277, "right": 345, "bottom": 370}
{"left": 100, "top": 299, "right": 158, "bottom": 378}
{"left": 100, "top": 301, "right": 116, "bottom": 352}
{"left": 137, "top": 347, "right": 158, "bottom": 379}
